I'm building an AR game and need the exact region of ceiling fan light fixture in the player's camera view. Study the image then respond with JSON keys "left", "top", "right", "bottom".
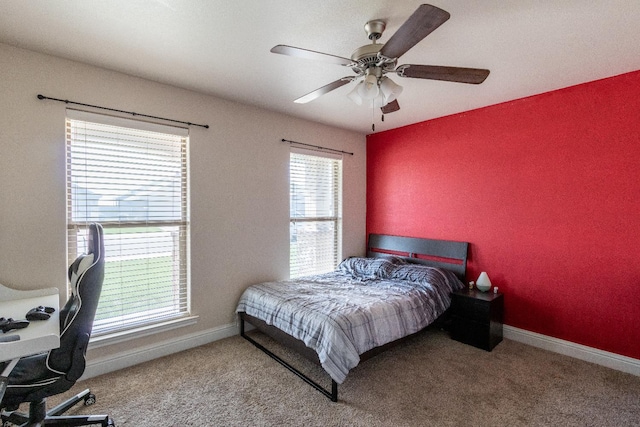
{"left": 357, "top": 73, "right": 379, "bottom": 100}
{"left": 380, "top": 77, "right": 403, "bottom": 104}
{"left": 347, "top": 82, "right": 364, "bottom": 105}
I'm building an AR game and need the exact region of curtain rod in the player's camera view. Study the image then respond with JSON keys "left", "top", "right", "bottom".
{"left": 282, "top": 138, "right": 353, "bottom": 156}
{"left": 37, "top": 94, "right": 209, "bottom": 129}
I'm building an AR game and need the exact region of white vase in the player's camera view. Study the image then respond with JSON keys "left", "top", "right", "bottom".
{"left": 476, "top": 272, "right": 492, "bottom": 292}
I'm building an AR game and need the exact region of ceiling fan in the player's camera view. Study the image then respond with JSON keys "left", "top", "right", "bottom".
{"left": 271, "top": 4, "right": 490, "bottom": 124}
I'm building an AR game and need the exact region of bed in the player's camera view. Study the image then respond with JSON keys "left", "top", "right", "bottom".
{"left": 236, "top": 234, "right": 468, "bottom": 401}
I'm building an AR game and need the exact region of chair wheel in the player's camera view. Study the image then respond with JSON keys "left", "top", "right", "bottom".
{"left": 84, "top": 393, "right": 96, "bottom": 406}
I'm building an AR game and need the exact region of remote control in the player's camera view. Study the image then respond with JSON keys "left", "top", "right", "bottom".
{"left": 0, "top": 317, "right": 30, "bottom": 333}
{"left": 26, "top": 306, "right": 55, "bottom": 321}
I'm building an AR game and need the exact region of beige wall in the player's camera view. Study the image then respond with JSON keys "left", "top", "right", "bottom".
{"left": 0, "top": 43, "right": 366, "bottom": 367}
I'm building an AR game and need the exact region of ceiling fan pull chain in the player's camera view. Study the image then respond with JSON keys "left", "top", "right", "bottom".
{"left": 371, "top": 99, "right": 375, "bottom": 132}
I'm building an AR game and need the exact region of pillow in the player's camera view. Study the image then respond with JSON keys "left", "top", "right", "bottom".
{"left": 381, "top": 255, "right": 408, "bottom": 265}
{"left": 338, "top": 257, "right": 396, "bottom": 280}
{"left": 390, "top": 263, "right": 465, "bottom": 292}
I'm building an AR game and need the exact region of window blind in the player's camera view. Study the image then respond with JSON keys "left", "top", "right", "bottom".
{"left": 66, "top": 111, "right": 190, "bottom": 336}
{"left": 290, "top": 150, "right": 342, "bottom": 278}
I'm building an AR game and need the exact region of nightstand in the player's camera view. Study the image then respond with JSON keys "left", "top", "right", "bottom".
{"left": 450, "top": 289, "right": 503, "bottom": 351}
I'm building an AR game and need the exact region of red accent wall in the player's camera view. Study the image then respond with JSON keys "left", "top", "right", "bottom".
{"left": 367, "top": 70, "right": 640, "bottom": 360}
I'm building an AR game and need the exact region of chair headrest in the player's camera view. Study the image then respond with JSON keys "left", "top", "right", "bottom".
{"left": 87, "top": 223, "right": 103, "bottom": 262}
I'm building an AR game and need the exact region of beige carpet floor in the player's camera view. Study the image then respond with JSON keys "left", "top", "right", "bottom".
{"left": 38, "top": 328, "right": 640, "bottom": 426}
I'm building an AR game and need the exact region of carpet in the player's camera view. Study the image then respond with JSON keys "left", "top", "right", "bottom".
{"left": 40, "top": 328, "right": 640, "bottom": 426}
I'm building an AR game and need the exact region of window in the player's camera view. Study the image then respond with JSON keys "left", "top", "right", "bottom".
{"left": 289, "top": 150, "right": 342, "bottom": 278}
{"left": 66, "top": 110, "right": 190, "bottom": 337}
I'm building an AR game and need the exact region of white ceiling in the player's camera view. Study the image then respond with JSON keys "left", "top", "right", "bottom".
{"left": 2, "top": 0, "right": 640, "bottom": 134}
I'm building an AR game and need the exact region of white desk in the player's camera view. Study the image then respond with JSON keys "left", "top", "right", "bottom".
{"left": 0, "top": 284, "right": 60, "bottom": 400}
{"left": 0, "top": 284, "right": 60, "bottom": 361}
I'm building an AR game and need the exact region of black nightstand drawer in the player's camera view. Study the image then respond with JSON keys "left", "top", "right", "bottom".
{"left": 451, "top": 296, "right": 490, "bottom": 323}
{"left": 450, "top": 315, "right": 503, "bottom": 351}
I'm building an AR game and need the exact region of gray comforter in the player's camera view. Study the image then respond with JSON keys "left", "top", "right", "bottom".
{"left": 236, "top": 258, "right": 464, "bottom": 383}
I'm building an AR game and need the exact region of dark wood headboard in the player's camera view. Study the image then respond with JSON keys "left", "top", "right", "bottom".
{"left": 367, "top": 234, "right": 468, "bottom": 280}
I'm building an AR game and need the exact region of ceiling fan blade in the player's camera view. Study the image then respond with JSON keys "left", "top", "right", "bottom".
{"left": 294, "top": 77, "right": 355, "bottom": 104}
{"left": 379, "top": 4, "right": 450, "bottom": 60}
{"left": 271, "top": 45, "right": 353, "bottom": 66}
{"left": 396, "top": 65, "right": 490, "bottom": 84}
{"left": 381, "top": 99, "right": 400, "bottom": 114}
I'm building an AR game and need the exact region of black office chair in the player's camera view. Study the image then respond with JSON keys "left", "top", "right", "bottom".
{"left": 1, "top": 223, "right": 115, "bottom": 426}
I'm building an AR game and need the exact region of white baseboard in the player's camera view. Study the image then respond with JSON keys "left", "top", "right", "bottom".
{"left": 81, "top": 322, "right": 639, "bottom": 381}
{"left": 504, "top": 325, "right": 640, "bottom": 377}
{"left": 81, "top": 322, "right": 238, "bottom": 380}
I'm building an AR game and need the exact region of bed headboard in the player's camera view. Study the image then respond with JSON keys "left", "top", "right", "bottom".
{"left": 367, "top": 234, "right": 468, "bottom": 280}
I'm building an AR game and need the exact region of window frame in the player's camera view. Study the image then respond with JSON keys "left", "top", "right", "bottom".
{"left": 289, "top": 149, "right": 343, "bottom": 278}
{"left": 65, "top": 109, "right": 192, "bottom": 339}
